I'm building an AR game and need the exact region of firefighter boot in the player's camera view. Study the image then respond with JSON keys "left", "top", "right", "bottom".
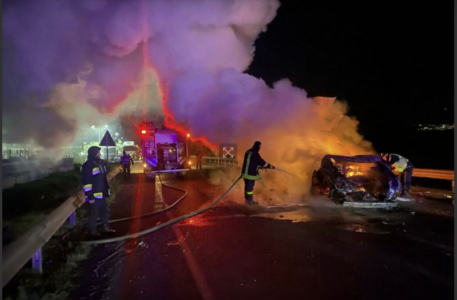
{"left": 101, "top": 224, "right": 116, "bottom": 234}
{"left": 89, "top": 231, "right": 101, "bottom": 240}
{"left": 245, "top": 200, "right": 259, "bottom": 206}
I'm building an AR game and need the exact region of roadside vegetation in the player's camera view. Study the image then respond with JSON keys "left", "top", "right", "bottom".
{"left": 3, "top": 166, "right": 122, "bottom": 300}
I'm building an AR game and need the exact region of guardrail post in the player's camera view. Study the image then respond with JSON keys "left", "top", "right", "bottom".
{"left": 68, "top": 211, "right": 76, "bottom": 226}
{"left": 2, "top": 167, "right": 121, "bottom": 288}
{"left": 32, "top": 248, "right": 42, "bottom": 273}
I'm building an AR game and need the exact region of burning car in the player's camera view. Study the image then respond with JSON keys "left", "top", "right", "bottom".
{"left": 311, "top": 155, "right": 401, "bottom": 203}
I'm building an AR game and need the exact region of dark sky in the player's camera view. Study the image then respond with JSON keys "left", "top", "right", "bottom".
{"left": 247, "top": 1, "right": 454, "bottom": 156}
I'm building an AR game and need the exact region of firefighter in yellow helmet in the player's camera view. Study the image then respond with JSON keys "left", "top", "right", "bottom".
{"left": 381, "top": 153, "right": 414, "bottom": 197}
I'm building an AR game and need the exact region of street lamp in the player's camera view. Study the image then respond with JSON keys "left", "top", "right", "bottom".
{"left": 81, "top": 141, "right": 88, "bottom": 157}
{"left": 186, "top": 133, "right": 190, "bottom": 157}
{"left": 91, "top": 125, "right": 108, "bottom": 142}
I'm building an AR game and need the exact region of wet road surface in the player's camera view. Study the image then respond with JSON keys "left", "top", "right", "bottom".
{"left": 70, "top": 169, "right": 454, "bottom": 300}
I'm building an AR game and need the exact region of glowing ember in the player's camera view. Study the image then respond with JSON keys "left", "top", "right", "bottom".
{"left": 346, "top": 166, "right": 363, "bottom": 177}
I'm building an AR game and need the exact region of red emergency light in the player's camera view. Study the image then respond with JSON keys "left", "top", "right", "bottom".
{"left": 141, "top": 130, "right": 147, "bottom": 134}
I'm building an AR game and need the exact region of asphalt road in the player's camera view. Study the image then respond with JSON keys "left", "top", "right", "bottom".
{"left": 69, "top": 167, "right": 454, "bottom": 300}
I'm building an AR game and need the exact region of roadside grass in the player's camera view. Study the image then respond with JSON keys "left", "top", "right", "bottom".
{"left": 3, "top": 173, "right": 122, "bottom": 300}
{"left": 3, "top": 168, "right": 81, "bottom": 221}
{"left": 3, "top": 169, "right": 81, "bottom": 246}
{"left": 3, "top": 164, "right": 121, "bottom": 243}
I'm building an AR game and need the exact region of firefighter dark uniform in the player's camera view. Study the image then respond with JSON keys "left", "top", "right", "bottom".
{"left": 82, "top": 146, "right": 114, "bottom": 236}
{"left": 241, "top": 141, "right": 274, "bottom": 205}
{"left": 382, "top": 153, "right": 414, "bottom": 197}
{"left": 120, "top": 152, "right": 134, "bottom": 178}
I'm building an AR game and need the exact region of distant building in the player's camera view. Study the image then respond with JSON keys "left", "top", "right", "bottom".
{"left": 2, "top": 143, "right": 44, "bottom": 160}
{"left": 416, "top": 124, "right": 454, "bottom": 131}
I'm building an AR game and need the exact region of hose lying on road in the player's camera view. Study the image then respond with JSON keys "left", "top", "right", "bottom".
{"left": 76, "top": 173, "right": 242, "bottom": 245}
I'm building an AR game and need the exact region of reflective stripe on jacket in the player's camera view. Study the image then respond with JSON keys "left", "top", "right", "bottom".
{"left": 121, "top": 154, "right": 132, "bottom": 165}
{"left": 241, "top": 149, "right": 270, "bottom": 180}
{"left": 389, "top": 153, "right": 409, "bottom": 172}
{"left": 81, "top": 160, "right": 110, "bottom": 201}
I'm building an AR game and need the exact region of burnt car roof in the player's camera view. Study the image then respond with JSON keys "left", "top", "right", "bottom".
{"left": 320, "top": 155, "right": 384, "bottom": 178}
{"left": 322, "top": 154, "right": 382, "bottom": 164}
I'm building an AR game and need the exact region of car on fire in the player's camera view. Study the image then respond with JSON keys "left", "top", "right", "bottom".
{"left": 311, "top": 155, "right": 402, "bottom": 203}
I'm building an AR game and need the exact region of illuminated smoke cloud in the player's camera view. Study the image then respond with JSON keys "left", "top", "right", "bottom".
{"left": 3, "top": 0, "right": 372, "bottom": 202}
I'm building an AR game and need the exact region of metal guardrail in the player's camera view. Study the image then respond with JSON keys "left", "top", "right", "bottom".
{"left": 2, "top": 167, "right": 122, "bottom": 288}
{"left": 201, "top": 160, "right": 455, "bottom": 181}
{"left": 199, "top": 161, "right": 453, "bottom": 183}
{"left": 413, "top": 168, "right": 454, "bottom": 181}
{"left": 203, "top": 156, "right": 238, "bottom": 166}
{"left": 413, "top": 168, "right": 454, "bottom": 192}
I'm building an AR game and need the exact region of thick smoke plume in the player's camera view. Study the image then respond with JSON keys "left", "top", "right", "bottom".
{"left": 3, "top": 0, "right": 373, "bottom": 201}
{"left": 3, "top": 0, "right": 163, "bottom": 148}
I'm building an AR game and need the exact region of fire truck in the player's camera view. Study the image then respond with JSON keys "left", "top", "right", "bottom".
{"left": 140, "top": 121, "right": 191, "bottom": 178}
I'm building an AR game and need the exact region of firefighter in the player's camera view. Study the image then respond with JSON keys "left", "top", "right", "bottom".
{"left": 120, "top": 151, "right": 134, "bottom": 179}
{"left": 81, "top": 146, "right": 115, "bottom": 237}
{"left": 241, "top": 141, "right": 275, "bottom": 205}
{"left": 381, "top": 153, "right": 414, "bottom": 197}
{"left": 196, "top": 147, "right": 204, "bottom": 170}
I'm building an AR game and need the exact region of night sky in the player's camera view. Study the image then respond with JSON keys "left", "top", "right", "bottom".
{"left": 247, "top": 1, "right": 453, "bottom": 168}
{"left": 2, "top": 1, "right": 453, "bottom": 168}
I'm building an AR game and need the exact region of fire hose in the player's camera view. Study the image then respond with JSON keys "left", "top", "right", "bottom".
{"left": 68, "top": 164, "right": 295, "bottom": 244}
{"left": 72, "top": 173, "right": 243, "bottom": 245}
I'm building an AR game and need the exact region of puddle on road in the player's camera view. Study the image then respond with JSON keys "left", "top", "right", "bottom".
{"left": 396, "top": 197, "right": 416, "bottom": 202}
{"left": 264, "top": 203, "right": 312, "bottom": 209}
{"left": 191, "top": 205, "right": 316, "bottom": 224}
{"left": 178, "top": 201, "right": 405, "bottom": 232}
{"left": 178, "top": 214, "right": 247, "bottom": 227}
{"left": 335, "top": 223, "right": 390, "bottom": 234}
{"left": 252, "top": 210, "right": 312, "bottom": 223}
{"left": 176, "top": 208, "right": 314, "bottom": 225}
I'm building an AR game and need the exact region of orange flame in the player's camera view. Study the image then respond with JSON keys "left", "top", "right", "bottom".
{"left": 346, "top": 165, "right": 363, "bottom": 177}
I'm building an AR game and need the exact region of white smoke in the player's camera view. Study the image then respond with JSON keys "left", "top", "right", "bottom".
{"left": 3, "top": 0, "right": 373, "bottom": 203}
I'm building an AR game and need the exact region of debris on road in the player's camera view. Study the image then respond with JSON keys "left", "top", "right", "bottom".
{"left": 343, "top": 202, "right": 397, "bottom": 208}
{"left": 396, "top": 197, "right": 415, "bottom": 202}
{"left": 138, "top": 241, "right": 148, "bottom": 248}
{"left": 167, "top": 232, "right": 190, "bottom": 246}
